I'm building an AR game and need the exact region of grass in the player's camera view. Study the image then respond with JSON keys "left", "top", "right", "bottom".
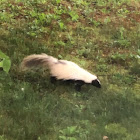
{"left": 0, "top": 0, "right": 140, "bottom": 139}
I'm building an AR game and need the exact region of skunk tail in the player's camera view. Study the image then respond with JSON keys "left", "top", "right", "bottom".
{"left": 20, "top": 53, "right": 58, "bottom": 71}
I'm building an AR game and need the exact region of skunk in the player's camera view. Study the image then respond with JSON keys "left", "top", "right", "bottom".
{"left": 20, "top": 54, "right": 101, "bottom": 91}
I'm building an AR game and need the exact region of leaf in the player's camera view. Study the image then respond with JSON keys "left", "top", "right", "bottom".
{"left": 39, "top": 13, "right": 46, "bottom": 21}
{"left": 68, "top": 126, "right": 77, "bottom": 135}
{"left": 72, "top": 14, "right": 79, "bottom": 21}
{"left": 59, "top": 22, "right": 64, "bottom": 30}
{"left": 56, "top": 0, "right": 61, "bottom": 4}
{"left": 63, "top": 126, "right": 77, "bottom": 135}
{"left": 58, "top": 55, "right": 63, "bottom": 59}
{"left": 3, "top": 58, "right": 11, "bottom": 73}
{"left": 0, "top": 50, "right": 8, "bottom": 59}
{"left": 0, "top": 50, "right": 11, "bottom": 73}
{"left": 69, "top": 11, "right": 79, "bottom": 21}
{"left": 59, "top": 135, "right": 67, "bottom": 140}
{"left": 0, "top": 60, "right": 3, "bottom": 67}
{"left": 68, "top": 137, "right": 77, "bottom": 140}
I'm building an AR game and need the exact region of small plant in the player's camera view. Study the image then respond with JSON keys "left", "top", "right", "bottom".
{"left": 117, "top": 8, "right": 129, "bottom": 17}
{"left": 96, "top": 64, "right": 108, "bottom": 72}
{"left": 104, "top": 17, "right": 111, "bottom": 25}
{"left": 59, "top": 123, "right": 90, "bottom": 140}
{"left": 112, "top": 27, "right": 131, "bottom": 48}
{"left": 54, "top": 41, "right": 66, "bottom": 47}
{"left": 56, "top": 0, "right": 61, "bottom": 4}
{"left": 119, "top": 27, "right": 125, "bottom": 40}
{"left": 58, "top": 21, "right": 65, "bottom": 30}
{"left": 59, "top": 126, "right": 78, "bottom": 140}
{"left": 108, "top": 53, "right": 136, "bottom": 65}
{"left": 0, "top": 50, "right": 11, "bottom": 73}
{"left": 130, "top": 57, "right": 140, "bottom": 76}
{"left": 68, "top": 11, "right": 79, "bottom": 21}
{"left": 0, "top": 135, "right": 7, "bottom": 140}
{"left": 113, "top": 39, "right": 131, "bottom": 48}
{"left": 105, "top": 123, "right": 131, "bottom": 139}
{"left": 89, "top": 18, "right": 101, "bottom": 26}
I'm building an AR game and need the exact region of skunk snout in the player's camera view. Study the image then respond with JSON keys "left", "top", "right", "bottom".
{"left": 92, "top": 79, "right": 101, "bottom": 88}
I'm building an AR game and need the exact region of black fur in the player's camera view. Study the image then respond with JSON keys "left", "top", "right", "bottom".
{"left": 50, "top": 76, "right": 57, "bottom": 84}
{"left": 75, "top": 80, "right": 85, "bottom": 91}
{"left": 25, "top": 58, "right": 47, "bottom": 67}
{"left": 57, "top": 60, "right": 66, "bottom": 65}
{"left": 50, "top": 76, "right": 85, "bottom": 91}
{"left": 92, "top": 79, "right": 101, "bottom": 88}
{"left": 50, "top": 77, "right": 101, "bottom": 91}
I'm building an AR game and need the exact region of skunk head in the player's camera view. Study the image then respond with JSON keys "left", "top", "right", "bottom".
{"left": 92, "top": 79, "right": 101, "bottom": 88}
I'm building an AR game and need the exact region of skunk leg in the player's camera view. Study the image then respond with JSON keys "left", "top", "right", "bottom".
{"left": 75, "top": 80, "right": 84, "bottom": 91}
{"left": 75, "top": 84, "right": 82, "bottom": 91}
{"left": 50, "top": 76, "right": 57, "bottom": 84}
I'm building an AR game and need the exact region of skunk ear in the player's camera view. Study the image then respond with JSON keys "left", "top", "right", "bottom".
{"left": 92, "top": 79, "right": 101, "bottom": 88}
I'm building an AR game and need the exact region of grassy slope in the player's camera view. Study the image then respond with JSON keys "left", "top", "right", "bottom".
{"left": 0, "top": 0, "right": 140, "bottom": 140}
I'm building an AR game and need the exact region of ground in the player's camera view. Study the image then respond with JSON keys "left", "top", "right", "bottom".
{"left": 0, "top": 0, "right": 140, "bottom": 140}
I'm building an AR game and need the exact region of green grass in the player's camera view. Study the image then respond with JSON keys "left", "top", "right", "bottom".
{"left": 0, "top": 0, "right": 140, "bottom": 139}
